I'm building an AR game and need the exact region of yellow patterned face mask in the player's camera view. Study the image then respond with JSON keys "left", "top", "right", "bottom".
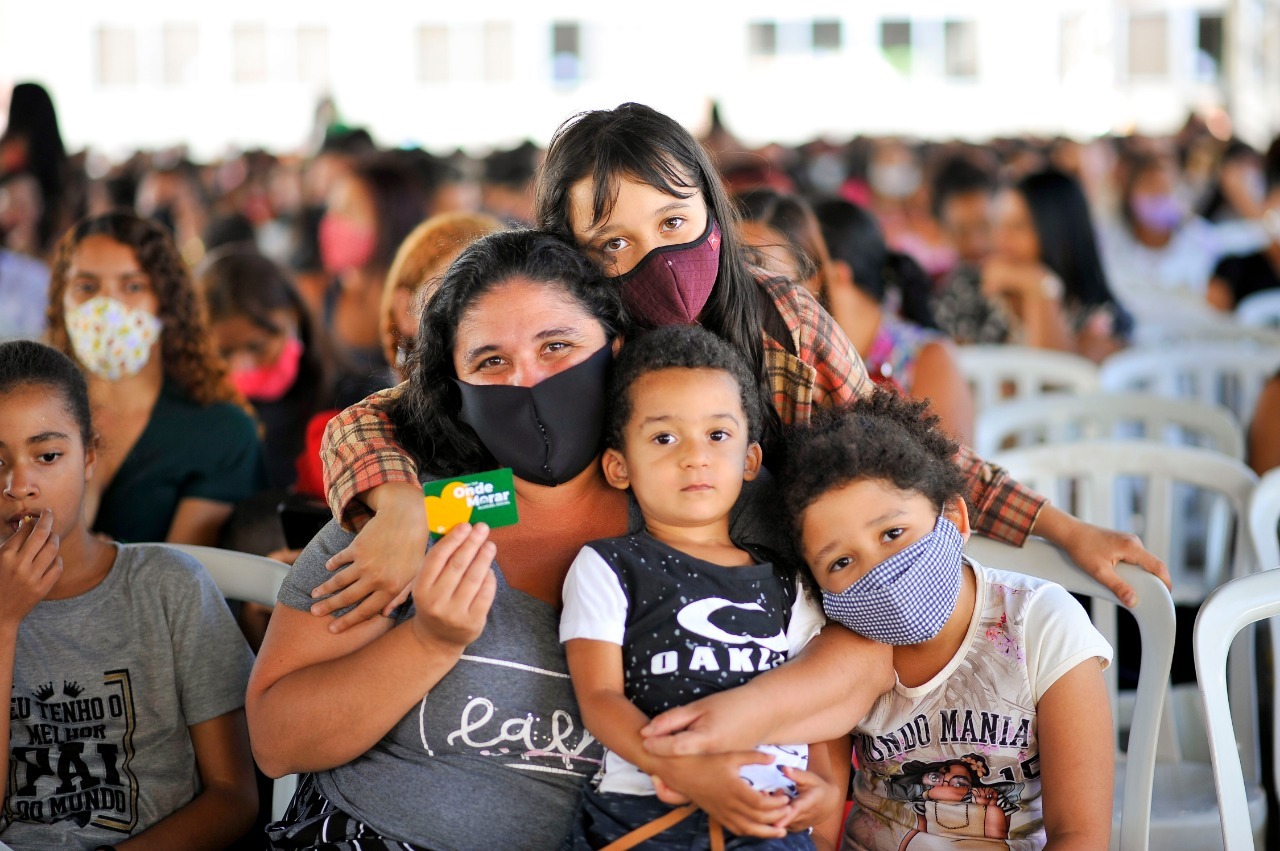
{"left": 65, "top": 295, "right": 163, "bottom": 380}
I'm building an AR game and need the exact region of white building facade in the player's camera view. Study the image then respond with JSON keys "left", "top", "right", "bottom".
{"left": 1, "top": 0, "right": 1277, "bottom": 157}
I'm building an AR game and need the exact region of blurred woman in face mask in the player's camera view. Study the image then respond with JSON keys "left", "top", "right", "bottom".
{"left": 319, "top": 152, "right": 429, "bottom": 381}
{"left": 202, "top": 247, "right": 336, "bottom": 490}
{"left": 1096, "top": 149, "right": 1269, "bottom": 327}
{"left": 45, "top": 211, "right": 265, "bottom": 545}
{"left": 381, "top": 212, "right": 503, "bottom": 381}
{"left": 1207, "top": 135, "right": 1280, "bottom": 312}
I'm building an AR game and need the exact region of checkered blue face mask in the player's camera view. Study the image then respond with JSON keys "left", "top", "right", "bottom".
{"left": 820, "top": 515, "right": 964, "bottom": 645}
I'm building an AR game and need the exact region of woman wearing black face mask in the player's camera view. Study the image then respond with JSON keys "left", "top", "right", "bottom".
{"left": 321, "top": 105, "right": 1166, "bottom": 633}
{"left": 246, "top": 230, "right": 885, "bottom": 848}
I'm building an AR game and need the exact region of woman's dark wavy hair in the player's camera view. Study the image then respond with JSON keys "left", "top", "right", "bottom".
{"left": 0, "top": 340, "right": 93, "bottom": 447}
{"left": 780, "top": 389, "right": 969, "bottom": 558}
{"left": 534, "top": 103, "right": 767, "bottom": 404}
{"left": 604, "top": 324, "right": 763, "bottom": 451}
{"left": 813, "top": 198, "right": 938, "bottom": 329}
{"left": 389, "top": 229, "right": 627, "bottom": 476}
{"left": 1016, "top": 168, "right": 1123, "bottom": 314}
{"left": 46, "top": 210, "right": 248, "bottom": 411}
{"left": 349, "top": 151, "right": 431, "bottom": 272}
{"left": 734, "top": 186, "right": 823, "bottom": 301}
{"left": 198, "top": 245, "right": 336, "bottom": 419}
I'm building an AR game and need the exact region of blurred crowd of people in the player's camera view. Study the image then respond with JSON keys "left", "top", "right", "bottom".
{"left": 3, "top": 80, "right": 1280, "bottom": 553}
{"left": 4, "top": 78, "right": 1279, "bottom": 850}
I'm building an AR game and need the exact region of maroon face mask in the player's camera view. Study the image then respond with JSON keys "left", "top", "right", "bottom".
{"left": 608, "top": 217, "right": 721, "bottom": 327}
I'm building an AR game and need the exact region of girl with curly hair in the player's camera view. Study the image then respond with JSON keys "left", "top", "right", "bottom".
{"left": 45, "top": 211, "right": 265, "bottom": 545}
{"left": 781, "top": 390, "right": 1114, "bottom": 850}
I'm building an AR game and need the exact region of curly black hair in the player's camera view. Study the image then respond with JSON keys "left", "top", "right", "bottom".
{"left": 780, "top": 388, "right": 969, "bottom": 544}
{"left": 605, "top": 325, "right": 763, "bottom": 451}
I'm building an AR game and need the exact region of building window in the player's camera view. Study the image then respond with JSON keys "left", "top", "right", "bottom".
{"left": 233, "top": 23, "right": 268, "bottom": 83}
{"left": 483, "top": 21, "right": 513, "bottom": 82}
{"left": 552, "top": 22, "right": 581, "bottom": 84}
{"left": 162, "top": 24, "right": 198, "bottom": 86}
{"left": 880, "top": 20, "right": 912, "bottom": 74}
{"left": 1128, "top": 13, "right": 1168, "bottom": 78}
{"left": 418, "top": 25, "right": 449, "bottom": 83}
{"left": 1197, "top": 14, "right": 1224, "bottom": 79}
{"left": 812, "top": 20, "right": 841, "bottom": 52}
{"left": 97, "top": 27, "right": 137, "bottom": 86}
{"left": 748, "top": 21, "right": 777, "bottom": 57}
{"left": 944, "top": 20, "right": 978, "bottom": 78}
{"left": 297, "top": 26, "right": 329, "bottom": 85}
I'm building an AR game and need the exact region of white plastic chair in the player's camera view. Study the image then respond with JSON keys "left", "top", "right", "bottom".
{"left": 963, "top": 537, "right": 1175, "bottom": 851}
{"left": 1099, "top": 342, "right": 1280, "bottom": 425}
{"left": 1246, "top": 468, "right": 1280, "bottom": 805}
{"left": 1194, "top": 569, "right": 1280, "bottom": 851}
{"left": 956, "top": 344, "right": 1099, "bottom": 410}
{"left": 973, "top": 392, "right": 1244, "bottom": 458}
{"left": 165, "top": 544, "right": 297, "bottom": 823}
{"left": 1236, "top": 289, "right": 1280, "bottom": 330}
{"left": 992, "top": 441, "right": 1258, "bottom": 602}
{"left": 989, "top": 442, "right": 1265, "bottom": 848}
{"left": 1250, "top": 469, "right": 1280, "bottom": 584}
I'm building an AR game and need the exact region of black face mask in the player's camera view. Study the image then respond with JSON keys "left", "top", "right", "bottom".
{"left": 453, "top": 342, "right": 612, "bottom": 487}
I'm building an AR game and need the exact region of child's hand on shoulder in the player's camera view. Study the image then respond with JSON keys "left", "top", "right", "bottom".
{"left": 0, "top": 510, "right": 62, "bottom": 628}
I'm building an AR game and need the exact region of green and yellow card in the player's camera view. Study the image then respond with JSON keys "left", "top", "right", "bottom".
{"left": 423, "top": 468, "right": 519, "bottom": 538}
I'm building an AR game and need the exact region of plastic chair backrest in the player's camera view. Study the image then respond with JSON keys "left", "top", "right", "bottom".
{"left": 964, "top": 537, "right": 1174, "bottom": 851}
{"left": 973, "top": 392, "right": 1244, "bottom": 458}
{"left": 956, "top": 345, "right": 1099, "bottom": 410}
{"left": 1194, "top": 568, "right": 1280, "bottom": 851}
{"left": 993, "top": 441, "right": 1258, "bottom": 603}
{"left": 163, "top": 544, "right": 297, "bottom": 821}
{"left": 1249, "top": 469, "right": 1280, "bottom": 574}
{"left": 1236, "top": 290, "right": 1280, "bottom": 330}
{"left": 1099, "top": 342, "right": 1280, "bottom": 424}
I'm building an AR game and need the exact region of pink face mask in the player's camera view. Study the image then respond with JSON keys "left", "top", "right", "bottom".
{"left": 1130, "top": 194, "right": 1185, "bottom": 233}
{"left": 608, "top": 217, "right": 721, "bottom": 327}
{"left": 231, "top": 336, "right": 303, "bottom": 402}
{"left": 319, "top": 214, "right": 376, "bottom": 273}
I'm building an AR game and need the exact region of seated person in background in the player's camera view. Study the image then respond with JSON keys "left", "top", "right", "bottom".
{"left": 45, "top": 211, "right": 266, "bottom": 545}
{"left": 783, "top": 390, "right": 1113, "bottom": 851}
{"left": 0, "top": 340, "right": 257, "bottom": 849}
{"left": 1207, "top": 136, "right": 1280, "bottom": 312}
{"left": 735, "top": 188, "right": 974, "bottom": 444}
{"left": 380, "top": 211, "right": 503, "bottom": 381}
{"left": 200, "top": 245, "right": 378, "bottom": 491}
{"left": 933, "top": 168, "right": 1133, "bottom": 363}
{"left": 562, "top": 326, "right": 837, "bottom": 850}
{"left": 813, "top": 198, "right": 974, "bottom": 445}
{"left": 1098, "top": 148, "right": 1267, "bottom": 325}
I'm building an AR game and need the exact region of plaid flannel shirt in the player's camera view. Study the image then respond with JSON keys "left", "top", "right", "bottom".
{"left": 322, "top": 275, "right": 1045, "bottom": 543}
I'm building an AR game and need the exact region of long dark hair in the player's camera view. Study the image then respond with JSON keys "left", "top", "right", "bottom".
{"left": 534, "top": 103, "right": 765, "bottom": 390}
{"left": 349, "top": 151, "right": 431, "bottom": 273}
{"left": 1, "top": 82, "right": 67, "bottom": 253}
{"left": 389, "top": 229, "right": 627, "bottom": 476}
{"left": 734, "top": 186, "right": 823, "bottom": 298}
{"left": 812, "top": 198, "right": 938, "bottom": 329}
{"left": 1015, "top": 169, "right": 1118, "bottom": 310}
{"left": 198, "top": 245, "right": 335, "bottom": 416}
